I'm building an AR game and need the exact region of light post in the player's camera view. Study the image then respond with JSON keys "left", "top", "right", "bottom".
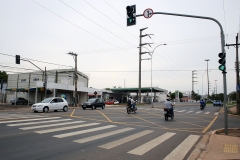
{"left": 143, "top": 44, "right": 167, "bottom": 108}
{"left": 215, "top": 80, "right": 217, "bottom": 96}
{"left": 197, "top": 70, "right": 206, "bottom": 98}
{"left": 205, "top": 59, "right": 210, "bottom": 99}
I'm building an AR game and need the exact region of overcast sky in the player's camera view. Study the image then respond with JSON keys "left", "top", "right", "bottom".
{"left": 1, "top": 0, "right": 240, "bottom": 95}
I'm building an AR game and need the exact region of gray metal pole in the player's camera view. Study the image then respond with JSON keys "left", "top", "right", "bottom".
{"left": 138, "top": 29, "right": 142, "bottom": 103}
{"left": 44, "top": 67, "right": 47, "bottom": 99}
{"left": 137, "top": 11, "right": 228, "bottom": 134}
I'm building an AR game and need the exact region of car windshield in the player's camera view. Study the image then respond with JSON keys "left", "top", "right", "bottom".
{"left": 41, "top": 98, "right": 53, "bottom": 103}
{"left": 88, "top": 98, "right": 96, "bottom": 102}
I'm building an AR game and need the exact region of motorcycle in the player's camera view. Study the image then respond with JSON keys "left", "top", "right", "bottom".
{"left": 126, "top": 105, "right": 137, "bottom": 114}
{"left": 200, "top": 104, "right": 205, "bottom": 110}
{"left": 164, "top": 108, "right": 174, "bottom": 121}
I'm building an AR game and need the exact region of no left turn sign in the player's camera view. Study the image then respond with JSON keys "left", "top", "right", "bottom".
{"left": 143, "top": 8, "right": 153, "bottom": 18}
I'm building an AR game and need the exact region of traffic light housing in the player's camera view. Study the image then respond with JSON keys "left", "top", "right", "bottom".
{"left": 218, "top": 52, "right": 226, "bottom": 71}
{"left": 43, "top": 82, "right": 46, "bottom": 88}
{"left": 126, "top": 5, "right": 136, "bottom": 26}
{"left": 15, "top": 55, "right": 20, "bottom": 64}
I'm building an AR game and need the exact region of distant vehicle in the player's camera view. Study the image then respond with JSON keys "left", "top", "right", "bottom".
{"left": 10, "top": 97, "right": 30, "bottom": 105}
{"left": 31, "top": 97, "right": 68, "bottom": 113}
{"left": 213, "top": 100, "right": 223, "bottom": 107}
{"left": 82, "top": 98, "right": 105, "bottom": 110}
{"left": 105, "top": 99, "right": 119, "bottom": 105}
{"left": 113, "top": 100, "right": 119, "bottom": 105}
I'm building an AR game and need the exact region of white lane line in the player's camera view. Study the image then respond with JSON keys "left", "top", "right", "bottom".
{"left": 74, "top": 128, "right": 134, "bottom": 144}
{"left": 186, "top": 111, "right": 193, "bottom": 113}
{"left": 177, "top": 110, "right": 186, "bottom": 112}
{"left": 163, "top": 134, "right": 200, "bottom": 160}
{"left": 99, "top": 130, "right": 154, "bottom": 149}
{"left": 0, "top": 117, "right": 60, "bottom": 123}
{"left": 53, "top": 125, "right": 116, "bottom": 138}
{"left": 214, "top": 112, "right": 219, "bottom": 115}
{"left": 8, "top": 119, "right": 71, "bottom": 126}
{"left": 19, "top": 120, "right": 83, "bottom": 130}
{"left": 204, "top": 112, "right": 210, "bottom": 114}
{"left": 35, "top": 122, "right": 100, "bottom": 134}
{"left": 127, "top": 132, "right": 176, "bottom": 156}
{"left": 195, "top": 111, "right": 202, "bottom": 114}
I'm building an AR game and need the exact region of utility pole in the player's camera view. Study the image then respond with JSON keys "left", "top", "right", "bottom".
{"left": 205, "top": 59, "right": 210, "bottom": 99}
{"left": 67, "top": 52, "right": 78, "bottom": 107}
{"left": 138, "top": 27, "right": 153, "bottom": 103}
{"left": 226, "top": 33, "right": 240, "bottom": 114}
{"left": 192, "top": 70, "right": 197, "bottom": 98}
{"left": 44, "top": 67, "right": 47, "bottom": 99}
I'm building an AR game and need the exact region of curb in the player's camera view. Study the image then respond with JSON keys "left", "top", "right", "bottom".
{"left": 187, "top": 131, "right": 213, "bottom": 160}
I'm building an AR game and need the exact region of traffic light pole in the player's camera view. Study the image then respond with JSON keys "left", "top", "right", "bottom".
{"left": 136, "top": 11, "right": 228, "bottom": 134}
{"left": 226, "top": 34, "right": 240, "bottom": 114}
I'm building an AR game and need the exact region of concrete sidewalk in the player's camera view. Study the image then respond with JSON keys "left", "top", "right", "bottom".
{"left": 188, "top": 130, "right": 240, "bottom": 160}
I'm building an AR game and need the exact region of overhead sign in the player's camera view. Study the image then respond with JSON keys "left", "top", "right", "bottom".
{"left": 143, "top": 8, "right": 153, "bottom": 19}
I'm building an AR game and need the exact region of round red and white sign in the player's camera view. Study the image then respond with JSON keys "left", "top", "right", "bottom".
{"left": 143, "top": 8, "right": 153, "bottom": 19}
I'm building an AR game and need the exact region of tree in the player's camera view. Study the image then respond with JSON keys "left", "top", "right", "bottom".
{"left": 228, "top": 91, "right": 236, "bottom": 101}
{"left": 0, "top": 71, "right": 8, "bottom": 81}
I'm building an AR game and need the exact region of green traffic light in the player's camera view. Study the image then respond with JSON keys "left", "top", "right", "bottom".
{"left": 219, "top": 65, "right": 225, "bottom": 71}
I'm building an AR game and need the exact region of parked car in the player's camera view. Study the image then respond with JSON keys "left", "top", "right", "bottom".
{"left": 31, "top": 97, "right": 68, "bottom": 113}
{"left": 10, "top": 97, "right": 30, "bottom": 105}
{"left": 82, "top": 98, "right": 105, "bottom": 110}
{"left": 105, "top": 99, "right": 114, "bottom": 105}
{"left": 213, "top": 100, "right": 223, "bottom": 107}
{"left": 113, "top": 100, "right": 119, "bottom": 105}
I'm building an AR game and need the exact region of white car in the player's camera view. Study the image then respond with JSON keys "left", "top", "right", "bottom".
{"left": 113, "top": 100, "right": 119, "bottom": 105}
{"left": 31, "top": 97, "right": 68, "bottom": 113}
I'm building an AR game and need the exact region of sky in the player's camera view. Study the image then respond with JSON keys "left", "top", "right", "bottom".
{"left": 1, "top": 0, "right": 240, "bottom": 95}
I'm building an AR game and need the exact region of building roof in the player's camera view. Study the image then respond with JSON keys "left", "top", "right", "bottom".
{"left": 110, "top": 87, "right": 168, "bottom": 93}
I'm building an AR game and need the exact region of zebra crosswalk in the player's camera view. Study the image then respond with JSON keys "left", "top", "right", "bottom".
{"left": 0, "top": 115, "right": 201, "bottom": 159}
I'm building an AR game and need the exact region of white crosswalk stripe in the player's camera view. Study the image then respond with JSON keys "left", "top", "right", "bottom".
{"left": 204, "top": 112, "right": 210, "bottom": 114}
{"left": 186, "top": 111, "right": 193, "bottom": 113}
{"left": 35, "top": 123, "right": 99, "bottom": 134}
{"left": 163, "top": 135, "right": 200, "bottom": 160}
{"left": 99, "top": 130, "right": 154, "bottom": 149}
{"left": 19, "top": 120, "right": 83, "bottom": 130}
{"left": 8, "top": 119, "right": 71, "bottom": 126}
{"left": 127, "top": 132, "right": 176, "bottom": 156}
{"left": 74, "top": 127, "right": 134, "bottom": 143}
{"left": 195, "top": 111, "right": 202, "bottom": 114}
{"left": 53, "top": 125, "right": 116, "bottom": 138}
{"left": 214, "top": 112, "right": 219, "bottom": 115}
{"left": 177, "top": 110, "right": 186, "bottom": 112}
{"left": 0, "top": 117, "right": 60, "bottom": 124}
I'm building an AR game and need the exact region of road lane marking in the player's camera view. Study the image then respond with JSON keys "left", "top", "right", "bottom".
{"left": 53, "top": 125, "right": 116, "bottom": 138}
{"left": 204, "top": 112, "right": 210, "bottom": 114}
{"left": 186, "top": 111, "right": 193, "bottom": 113}
{"left": 0, "top": 117, "right": 60, "bottom": 123}
{"left": 214, "top": 112, "right": 219, "bottom": 115}
{"left": 127, "top": 132, "right": 176, "bottom": 156}
{"left": 70, "top": 109, "right": 75, "bottom": 116}
{"left": 74, "top": 128, "right": 134, "bottom": 143}
{"left": 8, "top": 119, "right": 71, "bottom": 126}
{"left": 35, "top": 123, "right": 101, "bottom": 134}
{"left": 99, "top": 130, "right": 153, "bottom": 149}
{"left": 195, "top": 111, "right": 202, "bottom": 114}
{"left": 177, "top": 110, "right": 186, "bottom": 112}
{"left": 96, "top": 110, "right": 112, "bottom": 122}
{"left": 163, "top": 135, "right": 200, "bottom": 160}
{"left": 19, "top": 120, "right": 85, "bottom": 130}
{"left": 202, "top": 116, "right": 218, "bottom": 133}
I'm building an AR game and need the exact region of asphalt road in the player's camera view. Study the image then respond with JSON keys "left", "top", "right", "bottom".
{"left": 0, "top": 103, "right": 229, "bottom": 160}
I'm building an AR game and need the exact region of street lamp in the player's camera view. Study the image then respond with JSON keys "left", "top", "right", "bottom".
{"left": 142, "top": 44, "right": 167, "bottom": 108}
{"left": 215, "top": 80, "right": 217, "bottom": 95}
{"left": 205, "top": 59, "right": 210, "bottom": 99}
{"left": 197, "top": 70, "right": 206, "bottom": 98}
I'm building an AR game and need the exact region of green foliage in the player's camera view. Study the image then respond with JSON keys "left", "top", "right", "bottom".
{"left": 228, "top": 91, "right": 236, "bottom": 101}
{"left": 0, "top": 71, "right": 8, "bottom": 81}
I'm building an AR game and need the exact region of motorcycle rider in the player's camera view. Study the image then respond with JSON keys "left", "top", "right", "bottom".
{"left": 164, "top": 98, "right": 174, "bottom": 116}
{"left": 131, "top": 98, "right": 136, "bottom": 109}
{"left": 127, "top": 96, "right": 132, "bottom": 108}
{"left": 200, "top": 98, "right": 205, "bottom": 108}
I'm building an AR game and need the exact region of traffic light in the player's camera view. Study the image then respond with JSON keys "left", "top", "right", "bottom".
{"left": 126, "top": 5, "right": 136, "bottom": 26}
{"left": 15, "top": 55, "right": 20, "bottom": 64}
{"left": 43, "top": 82, "right": 46, "bottom": 88}
{"left": 218, "top": 52, "right": 226, "bottom": 71}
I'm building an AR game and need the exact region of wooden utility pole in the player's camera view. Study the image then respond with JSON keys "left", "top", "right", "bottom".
{"left": 226, "top": 33, "right": 240, "bottom": 114}
{"left": 67, "top": 52, "right": 78, "bottom": 107}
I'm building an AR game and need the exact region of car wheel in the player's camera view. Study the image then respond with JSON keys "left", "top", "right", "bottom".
{"left": 34, "top": 111, "right": 38, "bottom": 113}
{"left": 54, "top": 110, "right": 58, "bottom": 112}
{"left": 82, "top": 107, "right": 86, "bottom": 110}
{"left": 102, "top": 105, "right": 105, "bottom": 109}
{"left": 12, "top": 103, "right": 14, "bottom": 105}
{"left": 63, "top": 106, "right": 68, "bottom": 112}
{"left": 16, "top": 102, "right": 18, "bottom": 105}
{"left": 92, "top": 106, "right": 95, "bottom": 110}
{"left": 43, "top": 107, "right": 49, "bottom": 113}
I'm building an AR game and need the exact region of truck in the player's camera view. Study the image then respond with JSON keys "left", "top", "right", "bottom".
{"left": 213, "top": 100, "right": 223, "bottom": 107}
